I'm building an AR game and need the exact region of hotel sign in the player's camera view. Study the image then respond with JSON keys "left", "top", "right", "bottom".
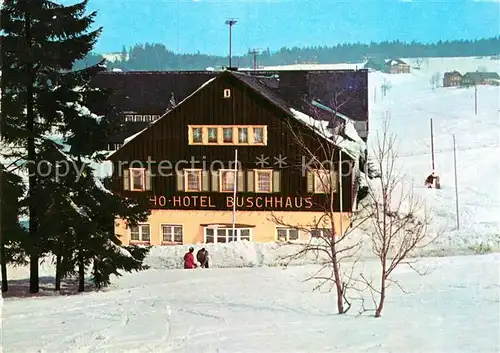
{"left": 150, "top": 195, "right": 314, "bottom": 210}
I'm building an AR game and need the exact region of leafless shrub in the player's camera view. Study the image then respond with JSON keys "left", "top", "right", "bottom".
{"left": 356, "top": 116, "right": 438, "bottom": 318}
{"left": 269, "top": 101, "right": 370, "bottom": 314}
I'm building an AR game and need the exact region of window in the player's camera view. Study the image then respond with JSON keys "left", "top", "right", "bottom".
{"left": 187, "top": 125, "right": 267, "bottom": 145}
{"left": 177, "top": 169, "right": 209, "bottom": 192}
{"left": 161, "top": 224, "right": 183, "bottom": 243}
{"left": 310, "top": 228, "right": 333, "bottom": 238}
{"left": 246, "top": 170, "right": 280, "bottom": 193}
{"left": 192, "top": 127, "right": 203, "bottom": 143}
{"left": 314, "top": 170, "right": 331, "bottom": 193}
{"left": 276, "top": 227, "right": 299, "bottom": 242}
{"left": 107, "top": 143, "right": 123, "bottom": 151}
{"left": 124, "top": 168, "right": 151, "bottom": 192}
{"left": 207, "top": 127, "right": 218, "bottom": 143}
{"left": 240, "top": 229, "right": 251, "bottom": 241}
{"left": 206, "top": 228, "right": 215, "bottom": 243}
{"left": 130, "top": 168, "right": 145, "bottom": 191}
{"left": 220, "top": 170, "right": 236, "bottom": 192}
{"left": 130, "top": 224, "right": 150, "bottom": 242}
{"left": 204, "top": 227, "right": 252, "bottom": 243}
{"left": 217, "top": 229, "right": 228, "bottom": 243}
{"left": 253, "top": 127, "right": 264, "bottom": 144}
{"left": 307, "top": 169, "right": 338, "bottom": 194}
{"left": 256, "top": 170, "right": 272, "bottom": 192}
{"left": 223, "top": 127, "right": 233, "bottom": 143}
{"left": 184, "top": 169, "right": 202, "bottom": 192}
{"left": 238, "top": 128, "right": 248, "bottom": 143}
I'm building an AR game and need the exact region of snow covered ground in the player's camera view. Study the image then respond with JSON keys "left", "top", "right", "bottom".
{"left": 2, "top": 56, "right": 500, "bottom": 352}
{"left": 366, "top": 56, "right": 500, "bottom": 251}
{"left": 2, "top": 253, "right": 499, "bottom": 353}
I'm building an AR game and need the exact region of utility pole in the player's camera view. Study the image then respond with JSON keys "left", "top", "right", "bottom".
{"left": 474, "top": 84, "right": 478, "bottom": 115}
{"left": 250, "top": 49, "right": 260, "bottom": 70}
{"left": 225, "top": 19, "right": 238, "bottom": 68}
{"left": 430, "top": 118, "right": 435, "bottom": 171}
{"left": 452, "top": 134, "right": 460, "bottom": 230}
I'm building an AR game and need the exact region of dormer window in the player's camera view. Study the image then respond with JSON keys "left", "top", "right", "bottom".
{"left": 192, "top": 128, "right": 203, "bottom": 143}
{"left": 253, "top": 127, "right": 264, "bottom": 144}
{"left": 238, "top": 128, "right": 248, "bottom": 143}
{"left": 223, "top": 127, "right": 233, "bottom": 143}
{"left": 208, "top": 128, "right": 218, "bottom": 143}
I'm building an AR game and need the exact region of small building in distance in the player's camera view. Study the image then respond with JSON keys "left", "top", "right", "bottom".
{"left": 443, "top": 71, "right": 463, "bottom": 87}
{"left": 461, "top": 72, "right": 500, "bottom": 87}
{"left": 363, "top": 58, "right": 410, "bottom": 74}
{"left": 384, "top": 59, "right": 410, "bottom": 74}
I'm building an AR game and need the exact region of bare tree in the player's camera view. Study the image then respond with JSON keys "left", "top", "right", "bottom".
{"left": 270, "top": 103, "right": 371, "bottom": 314}
{"left": 359, "top": 116, "right": 436, "bottom": 318}
{"left": 430, "top": 73, "right": 441, "bottom": 91}
{"left": 414, "top": 57, "right": 424, "bottom": 69}
{"left": 380, "top": 79, "right": 392, "bottom": 98}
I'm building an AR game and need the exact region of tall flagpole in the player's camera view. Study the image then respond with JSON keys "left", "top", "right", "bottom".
{"left": 339, "top": 149, "right": 343, "bottom": 237}
{"left": 232, "top": 149, "right": 238, "bottom": 241}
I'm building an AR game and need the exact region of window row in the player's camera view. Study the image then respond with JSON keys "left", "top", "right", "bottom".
{"left": 176, "top": 169, "right": 280, "bottom": 193}
{"left": 130, "top": 224, "right": 183, "bottom": 243}
{"left": 188, "top": 125, "right": 267, "bottom": 145}
{"left": 107, "top": 143, "right": 123, "bottom": 151}
{"left": 128, "top": 224, "right": 332, "bottom": 243}
{"left": 124, "top": 168, "right": 338, "bottom": 194}
{"left": 125, "top": 114, "right": 161, "bottom": 122}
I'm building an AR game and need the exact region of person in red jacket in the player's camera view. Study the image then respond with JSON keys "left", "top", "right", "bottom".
{"left": 184, "top": 247, "right": 197, "bottom": 269}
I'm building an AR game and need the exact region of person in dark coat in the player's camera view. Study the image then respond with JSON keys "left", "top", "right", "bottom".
{"left": 184, "top": 247, "right": 197, "bottom": 269}
{"left": 425, "top": 172, "right": 436, "bottom": 188}
{"left": 196, "top": 248, "right": 209, "bottom": 268}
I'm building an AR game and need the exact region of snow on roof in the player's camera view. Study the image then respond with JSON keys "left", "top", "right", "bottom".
{"left": 311, "top": 100, "right": 355, "bottom": 124}
{"left": 123, "top": 130, "right": 145, "bottom": 145}
{"left": 66, "top": 101, "right": 104, "bottom": 123}
{"left": 289, "top": 108, "right": 366, "bottom": 161}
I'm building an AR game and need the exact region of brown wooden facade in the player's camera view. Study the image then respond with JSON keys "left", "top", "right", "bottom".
{"left": 443, "top": 71, "right": 463, "bottom": 87}
{"left": 107, "top": 71, "right": 357, "bottom": 214}
{"left": 92, "top": 69, "right": 369, "bottom": 149}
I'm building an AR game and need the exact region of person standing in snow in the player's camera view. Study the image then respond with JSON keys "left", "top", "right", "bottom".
{"left": 184, "top": 247, "right": 197, "bottom": 269}
{"left": 196, "top": 248, "right": 209, "bottom": 268}
{"left": 425, "top": 172, "right": 436, "bottom": 188}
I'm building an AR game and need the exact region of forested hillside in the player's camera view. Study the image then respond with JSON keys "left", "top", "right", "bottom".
{"left": 75, "top": 37, "right": 500, "bottom": 71}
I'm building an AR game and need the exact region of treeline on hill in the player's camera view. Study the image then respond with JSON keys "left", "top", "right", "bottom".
{"left": 1, "top": 0, "right": 151, "bottom": 295}
{"left": 74, "top": 37, "right": 500, "bottom": 71}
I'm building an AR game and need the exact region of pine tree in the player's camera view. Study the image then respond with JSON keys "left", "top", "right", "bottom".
{"left": 1, "top": 0, "right": 105, "bottom": 293}
{"left": 0, "top": 165, "right": 28, "bottom": 292}
{"left": 1, "top": 0, "right": 150, "bottom": 293}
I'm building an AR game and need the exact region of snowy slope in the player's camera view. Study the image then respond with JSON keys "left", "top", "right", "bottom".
{"left": 367, "top": 57, "right": 500, "bottom": 249}
{"left": 2, "top": 254, "right": 499, "bottom": 353}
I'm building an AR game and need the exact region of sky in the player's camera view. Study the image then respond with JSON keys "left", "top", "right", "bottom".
{"left": 63, "top": 0, "right": 500, "bottom": 55}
